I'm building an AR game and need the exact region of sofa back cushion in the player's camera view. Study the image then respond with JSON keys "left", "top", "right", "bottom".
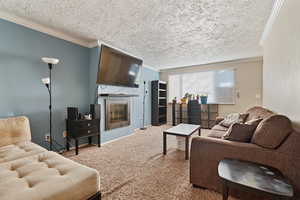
{"left": 251, "top": 115, "right": 293, "bottom": 149}
{"left": 0, "top": 116, "right": 31, "bottom": 147}
{"left": 245, "top": 106, "right": 274, "bottom": 122}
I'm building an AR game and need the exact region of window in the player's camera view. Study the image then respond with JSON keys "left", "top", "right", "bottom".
{"left": 168, "top": 69, "right": 236, "bottom": 104}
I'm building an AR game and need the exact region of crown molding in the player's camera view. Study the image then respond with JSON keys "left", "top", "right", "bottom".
{"left": 260, "top": 0, "right": 286, "bottom": 46}
{"left": 143, "top": 64, "right": 159, "bottom": 72}
{"left": 0, "top": 10, "right": 95, "bottom": 48}
{"left": 159, "top": 55, "right": 263, "bottom": 71}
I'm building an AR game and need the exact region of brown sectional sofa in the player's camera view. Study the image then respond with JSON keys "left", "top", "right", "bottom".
{"left": 190, "top": 106, "right": 300, "bottom": 199}
{"left": 0, "top": 116, "right": 101, "bottom": 200}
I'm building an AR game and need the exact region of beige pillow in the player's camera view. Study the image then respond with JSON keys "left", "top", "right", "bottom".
{"left": 251, "top": 115, "right": 293, "bottom": 149}
{"left": 220, "top": 113, "right": 249, "bottom": 128}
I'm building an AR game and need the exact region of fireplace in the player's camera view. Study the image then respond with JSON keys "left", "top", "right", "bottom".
{"left": 105, "top": 98, "right": 130, "bottom": 130}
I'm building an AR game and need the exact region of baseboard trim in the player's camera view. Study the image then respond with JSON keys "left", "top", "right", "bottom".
{"left": 62, "top": 126, "right": 152, "bottom": 153}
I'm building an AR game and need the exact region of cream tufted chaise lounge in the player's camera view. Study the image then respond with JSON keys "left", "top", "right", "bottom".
{"left": 0, "top": 116, "right": 101, "bottom": 200}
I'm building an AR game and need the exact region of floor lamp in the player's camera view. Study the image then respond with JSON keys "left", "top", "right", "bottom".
{"left": 41, "top": 57, "right": 59, "bottom": 151}
{"left": 140, "top": 81, "right": 147, "bottom": 130}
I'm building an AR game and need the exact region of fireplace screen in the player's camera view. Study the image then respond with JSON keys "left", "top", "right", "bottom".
{"left": 105, "top": 99, "right": 130, "bottom": 130}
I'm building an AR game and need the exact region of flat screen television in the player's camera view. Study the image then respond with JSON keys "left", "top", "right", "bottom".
{"left": 97, "top": 45, "right": 143, "bottom": 88}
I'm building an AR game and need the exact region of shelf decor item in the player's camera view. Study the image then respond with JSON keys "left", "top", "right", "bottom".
{"left": 41, "top": 57, "right": 59, "bottom": 151}
{"left": 200, "top": 94, "right": 208, "bottom": 104}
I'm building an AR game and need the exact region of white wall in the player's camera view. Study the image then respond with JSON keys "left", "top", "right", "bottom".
{"left": 160, "top": 58, "right": 263, "bottom": 124}
{"left": 263, "top": 0, "right": 300, "bottom": 130}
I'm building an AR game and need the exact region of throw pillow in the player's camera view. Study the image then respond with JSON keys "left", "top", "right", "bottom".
{"left": 222, "top": 123, "right": 257, "bottom": 142}
{"left": 240, "top": 113, "right": 249, "bottom": 123}
{"left": 219, "top": 113, "right": 248, "bottom": 128}
{"left": 251, "top": 115, "right": 293, "bottom": 149}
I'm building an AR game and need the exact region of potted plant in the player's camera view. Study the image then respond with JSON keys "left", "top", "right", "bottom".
{"left": 181, "top": 93, "right": 189, "bottom": 104}
{"left": 172, "top": 97, "right": 177, "bottom": 104}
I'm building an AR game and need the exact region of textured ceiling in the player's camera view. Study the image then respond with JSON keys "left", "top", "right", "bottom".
{"left": 0, "top": 0, "right": 274, "bottom": 69}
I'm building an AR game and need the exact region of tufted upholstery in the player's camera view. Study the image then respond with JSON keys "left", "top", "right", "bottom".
{"left": 0, "top": 116, "right": 31, "bottom": 147}
{"left": 0, "top": 141, "right": 47, "bottom": 164}
{"left": 0, "top": 116, "right": 101, "bottom": 200}
{"left": 0, "top": 151, "right": 100, "bottom": 200}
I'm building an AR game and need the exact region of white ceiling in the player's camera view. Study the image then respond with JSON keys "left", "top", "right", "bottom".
{"left": 0, "top": 0, "right": 275, "bottom": 70}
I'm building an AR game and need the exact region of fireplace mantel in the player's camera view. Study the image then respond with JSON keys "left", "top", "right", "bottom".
{"left": 99, "top": 93, "right": 139, "bottom": 97}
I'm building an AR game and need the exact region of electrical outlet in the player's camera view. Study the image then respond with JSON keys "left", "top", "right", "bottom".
{"left": 45, "top": 134, "right": 51, "bottom": 142}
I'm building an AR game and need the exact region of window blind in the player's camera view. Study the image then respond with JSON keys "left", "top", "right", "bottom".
{"left": 168, "top": 69, "right": 236, "bottom": 104}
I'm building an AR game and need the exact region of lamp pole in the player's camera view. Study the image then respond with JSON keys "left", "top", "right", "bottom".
{"left": 48, "top": 63, "right": 53, "bottom": 151}
{"left": 42, "top": 57, "right": 59, "bottom": 151}
{"left": 140, "top": 81, "right": 147, "bottom": 130}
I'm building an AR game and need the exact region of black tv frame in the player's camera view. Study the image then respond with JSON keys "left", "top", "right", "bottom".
{"left": 97, "top": 44, "right": 143, "bottom": 88}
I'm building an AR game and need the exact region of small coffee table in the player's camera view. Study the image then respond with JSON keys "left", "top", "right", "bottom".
{"left": 163, "top": 123, "right": 201, "bottom": 160}
{"left": 218, "top": 159, "right": 293, "bottom": 200}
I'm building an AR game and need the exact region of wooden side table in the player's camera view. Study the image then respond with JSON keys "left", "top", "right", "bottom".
{"left": 66, "top": 119, "right": 100, "bottom": 155}
{"left": 218, "top": 159, "right": 293, "bottom": 200}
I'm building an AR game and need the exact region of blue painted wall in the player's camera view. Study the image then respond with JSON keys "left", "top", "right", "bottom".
{"left": 0, "top": 19, "right": 90, "bottom": 150}
{"left": 0, "top": 19, "right": 159, "bottom": 149}
{"left": 88, "top": 46, "right": 159, "bottom": 143}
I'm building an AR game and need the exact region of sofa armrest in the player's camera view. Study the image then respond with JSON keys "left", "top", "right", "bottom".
{"left": 0, "top": 116, "right": 31, "bottom": 147}
{"left": 190, "top": 136, "right": 288, "bottom": 192}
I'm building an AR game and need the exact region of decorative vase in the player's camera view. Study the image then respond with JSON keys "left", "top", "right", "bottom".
{"left": 200, "top": 96, "right": 208, "bottom": 104}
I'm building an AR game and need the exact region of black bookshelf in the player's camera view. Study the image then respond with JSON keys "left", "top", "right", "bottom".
{"left": 151, "top": 80, "right": 167, "bottom": 126}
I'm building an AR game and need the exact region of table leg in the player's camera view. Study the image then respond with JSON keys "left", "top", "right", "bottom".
{"left": 198, "top": 128, "right": 201, "bottom": 136}
{"left": 98, "top": 134, "right": 101, "bottom": 147}
{"left": 163, "top": 132, "right": 167, "bottom": 155}
{"left": 222, "top": 181, "right": 229, "bottom": 200}
{"left": 88, "top": 137, "right": 92, "bottom": 145}
{"left": 66, "top": 136, "right": 70, "bottom": 151}
{"left": 185, "top": 136, "right": 189, "bottom": 160}
{"left": 75, "top": 139, "right": 79, "bottom": 155}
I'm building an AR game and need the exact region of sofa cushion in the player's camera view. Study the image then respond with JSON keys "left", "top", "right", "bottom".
{"left": 207, "top": 130, "right": 226, "bottom": 138}
{"left": 245, "top": 106, "right": 274, "bottom": 122}
{"left": 0, "top": 142, "right": 47, "bottom": 164}
{"left": 223, "top": 123, "right": 257, "bottom": 142}
{"left": 211, "top": 124, "right": 228, "bottom": 132}
{"left": 251, "top": 115, "right": 293, "bottom": 149}
{"left": 0, "top": 116, "right": 31, "bottom": 147}
{"left": 0, "top": 151, "right": 100, "bottom": 200}
{"left": 219, "top": 113, "right": 248, "bottom": 128}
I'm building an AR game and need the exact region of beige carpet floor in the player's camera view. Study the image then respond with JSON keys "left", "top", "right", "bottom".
{"left": 64, "top": 125, "right": 237, "bottom": 200}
